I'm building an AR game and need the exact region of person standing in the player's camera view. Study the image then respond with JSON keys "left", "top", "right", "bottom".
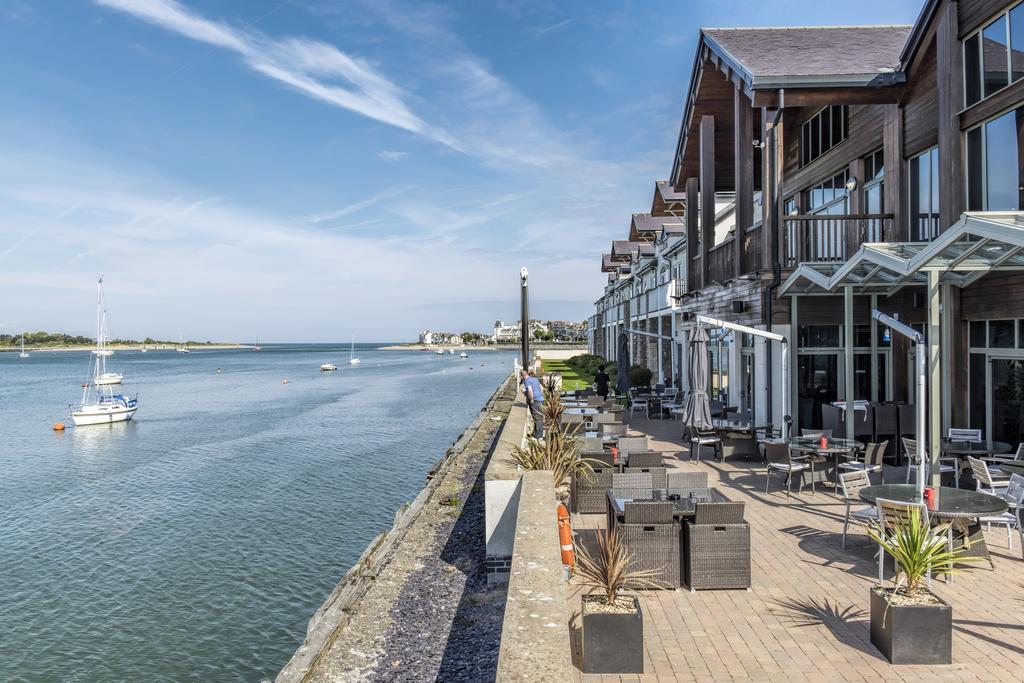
{"left": 521, "top": 369, "right": 545, "bottom": 439}
{"left": 594, "top": 364, "right": 610, "bottom": 400}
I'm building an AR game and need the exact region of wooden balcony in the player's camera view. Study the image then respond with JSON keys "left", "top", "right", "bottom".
{"left": 707, "top": 225, "right": 764, "bottom": 285}
{"left": 783, "top": 214, "right": 894, "bottom": 267}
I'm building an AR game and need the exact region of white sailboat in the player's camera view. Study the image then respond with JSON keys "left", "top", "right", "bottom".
{"left": 177, "top": 334, "right": 190, "bottom": 353}
{"left": 71, "top": 278, "right": 138, "bottom": 426}
{"left": 253, "top": 335, "right": 262, "bottom": 352}
{"left": 18, "top": 333, "right": 29, "bottom": 358}
{"left": 320, "top": 363, "right": 338, "bottom": 372}
{"left": 349, "top": 334, "right": 362, "bottom": 365}
{"left": 459, "top": 352, "right": 468, "bottom": 359}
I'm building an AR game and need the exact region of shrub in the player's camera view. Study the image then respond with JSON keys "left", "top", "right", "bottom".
{"left": 628, "top": 365, "right": 653, "bottom": 387}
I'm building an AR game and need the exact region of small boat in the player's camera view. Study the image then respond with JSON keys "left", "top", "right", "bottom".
{"left": 320, "top": 363, "right": 338, "bottom": 372}
{"left": 176, "top": 334, "right": 190, "bottom": 353}
{"left": 140, "top": 345, "right": 147, "bottom": 353}
{"left": 435, "top": 348, "right": 444, "bottom": 355}
{"left": 448, "top": 348, "right": 455, "bottom": 355}
{"left": 71, "top": 278, "right": 138, "bottom": 426}
{"left": 19, "top": 333, "right": 29, "bottom": 358}
{"left": 459, "top": 352, "right": 468, "bottom": 359}
{"left": 349, "top": 334, "right": 362, "bottom": 365}
{"left": 253, "top": 335, "right": 262, "bottom": 352}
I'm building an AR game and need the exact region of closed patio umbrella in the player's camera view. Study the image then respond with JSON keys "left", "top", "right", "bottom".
{"left": 681, "top": 326, "right": 712, "bottom": 430}
{"left": 615, "top": 332, "right": 631, "bottom": 396}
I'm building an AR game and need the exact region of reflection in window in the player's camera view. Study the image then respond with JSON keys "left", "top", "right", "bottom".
{"left": 909, "top": 147, "right": 939, "bottom": 240}
{"left": 965, "top": 32, "right": 982, "bottom": 106}
{"left": 966, "top": 108, "right": 1024, "bottom": 211}
{"left": 983, "top": 16, "right": 1010, "bottom": 97}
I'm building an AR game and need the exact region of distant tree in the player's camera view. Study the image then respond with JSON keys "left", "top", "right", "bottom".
{"left": 533, "top": 329, "right": 544, "bottom": 340}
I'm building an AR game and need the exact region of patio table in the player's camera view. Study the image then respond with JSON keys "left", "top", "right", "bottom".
{"left": 999, "top": 462, "right": 1024, "bottom": 477}
{"left": 582, "top": 430, "right": 618, "bottom": 443}
{"left": 712, "top": 418, "right": 757, "bottom": 459}
{"left": 607, "top": 488, "right": 730, "bottom": 524}
{"left": 859, "top": 483, "right": 1008, "bottom": 577}
{"left": 941, "top": 439, "right": 1012, "bottom": 457}
{"left": 779, "top": 436, "right": 861, "bottom": 486}
{"left": 564, "top": 407, "right": 600, "bottom": 415}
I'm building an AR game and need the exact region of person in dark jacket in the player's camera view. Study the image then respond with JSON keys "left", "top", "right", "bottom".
{"left": 594, "top": 364, "right": 610, "bottom": 400}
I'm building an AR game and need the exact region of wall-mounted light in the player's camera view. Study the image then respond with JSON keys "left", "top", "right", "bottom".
{"left": 845, "top": 177, "right": 858, "bottom": 192}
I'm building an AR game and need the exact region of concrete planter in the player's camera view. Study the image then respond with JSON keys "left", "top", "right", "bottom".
{"left": 581, "top": 594, "right": 643, "bottom": 674}
{"left": 870, "top": 587, "right": 952, "bottom": 665}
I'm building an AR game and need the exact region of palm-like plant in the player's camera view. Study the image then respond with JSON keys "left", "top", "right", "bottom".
{"left": 574, "top": 528, "right": 660, "bottom": 609}
{"left": 867, "top": 511, "right": 980, "bottom": 599}
{"left": 511, "top": 427, "right": 595, "bottom": 486}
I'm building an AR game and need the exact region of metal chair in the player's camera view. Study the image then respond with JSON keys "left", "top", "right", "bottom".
{"left": 839, "top": 440, "right": 887, "bottom": 484}
{"left": 967, "top": 456, "right": 1010, "bottom": 495}
{"left": 687, "top": 425, "right": 723, "bottom": 462}
{"left": 948, "top": 427, "right": 982, "bottom": 442}
{"left": 977, "top": 474, "right": 1024, "bottom": 558}
{"left": 763, "top": 441, "right": 811, "bottom": 496}
{"left": 990, "top": 443, "right": 1024, "bottom": 476}
{"left": 875, "top": 497, "right": 932, "bottom": 586}
{"left": 629, "top": 390, "right": 650, "bottom": 418}
{"left": 903, "top": 437, "right": 958, "bottom": 488}
{"left": 838, "top": 470, "right": 876, "bottom": 549}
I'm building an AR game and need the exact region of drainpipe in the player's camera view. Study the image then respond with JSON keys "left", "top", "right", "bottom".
{"left": 520, "top": 268, "right": 530, "bottom": 372}
{"left": 764, "top": 90, "right": 786, "bottom": 433}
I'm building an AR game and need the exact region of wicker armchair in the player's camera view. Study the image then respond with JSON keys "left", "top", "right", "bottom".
{"left": 619, "top": 501, "right": 680, "bottom": 588}
{"left": 616, "top": 436, "right": 650, "bottom": 461}
{"left": 601, "top": 423, "right": 627, "bottom": 437}
{"left": 624, "top": 450, "right": 663, "bottom": 467}
{"left": 683, "top": 502, "right": 750, "bottom": 591}
{"left": 578, "top": 436, "right": 605, "bottom": 454}
{"left": 570, "top": 466, "right": 615, "bottom": 514}
{"left": 623, "top": 465, "right": 667, "bottom": 489}
{"left": 591, "top": 412, "right": 620, "bottom": 426}
{"left": 667, "top": 471, "right": 709, "bottom": 490}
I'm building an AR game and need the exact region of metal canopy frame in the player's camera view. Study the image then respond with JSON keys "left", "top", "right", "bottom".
{"left": 778, "top": 212, "right": 1024, "bottom": 297}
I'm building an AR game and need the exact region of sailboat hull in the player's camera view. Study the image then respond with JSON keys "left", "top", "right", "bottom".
{"left": 71, "top": 402, "right": 138, "bottom": 426}
{"left": 95, "top": 373, "right": 124, "bottom": 385}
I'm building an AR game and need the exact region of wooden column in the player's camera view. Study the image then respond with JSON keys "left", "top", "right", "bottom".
{"left": 937, "top": 0, "right": 964, "bottom": 233}
{"left": 760, "top": 108, "right": 779, "bottom": 271}
{"left": 734, "top": 89, "right": 753, "bottom": 278}
{"left": 882, "top": 104, "right": 906, "bottom": 241}
{"left": 685, "top": 177, "right": 699, "bottom": 292}
{"left": 700, "top": 114, "right": 716, "bottom": 288}
{"left": 844, "top": 286, "right": 856, "bottom": 439}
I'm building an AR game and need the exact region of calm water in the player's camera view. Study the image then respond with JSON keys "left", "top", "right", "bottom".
{"left": 0, "top": 345, "right": 515, "bottom": 681}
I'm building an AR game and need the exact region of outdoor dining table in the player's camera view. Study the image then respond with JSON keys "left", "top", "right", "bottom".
{"left": 582, "top": 430, "right": 618, "bottom": 442}
{"left": 941, "top": 439, "right": 1012, "bottom": 457}
{"left": 606, "top": 487, "right": 730, "bottom": 525}
{"left": 564, "top": 407, "right": 600, "bottom": 415}
{"left": 998, "top": 461, "right": 1024, "bottom": 477}
{"left": 782, "top": 436, "right": 861, "bottom": 486}
{"left": 712, "top": 418, "right": 757, "bottom": 459}
{"left": 858, "top": 483, "right": 1008, "bottom": 579}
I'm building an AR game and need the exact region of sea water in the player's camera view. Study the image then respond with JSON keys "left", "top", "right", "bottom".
{"left": 0, "top": 345, "right": 516, "bottom": 681}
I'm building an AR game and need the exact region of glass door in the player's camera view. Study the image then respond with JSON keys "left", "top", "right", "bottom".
{"left": 798, "top": 353, "right": 839, "bottom": 429}
{"left": 988, "top": 355, "right": 1024, "bottom": 445}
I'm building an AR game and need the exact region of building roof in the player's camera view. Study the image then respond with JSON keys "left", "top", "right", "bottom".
{"left": 630, "top": 213, "right": 684, "bottom": 241}
{"left": 703, "top": 26, "right": 911, "bottom": 89}
{"left": 611, "top": 240, "right": 641, "bottom": 259}
{"left": 652, "top": 180, "right": 686, "bottom": 215}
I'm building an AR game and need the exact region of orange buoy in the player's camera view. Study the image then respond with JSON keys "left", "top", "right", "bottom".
{"left": 53, "top": 422, "right": 65, "bottom": 431}
{"left": 557, "top": 503, "right": 574, "bottom": 569}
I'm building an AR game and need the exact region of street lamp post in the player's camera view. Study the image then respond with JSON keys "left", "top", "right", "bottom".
{"left": 520, "top": 268, "right": 530, "bottom": 372}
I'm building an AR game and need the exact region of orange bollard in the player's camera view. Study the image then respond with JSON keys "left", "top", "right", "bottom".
{"left": 557, "top": 503, "right": 575, "bottom": 569}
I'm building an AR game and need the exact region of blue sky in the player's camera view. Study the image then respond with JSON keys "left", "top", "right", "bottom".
{"left": 0, "top": 0, "right": 921, "bottom": 342}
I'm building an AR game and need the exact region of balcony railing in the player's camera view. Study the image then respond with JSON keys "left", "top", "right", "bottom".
{"left": 783, "top": 214, "right": 894, "bottom": 267}
{"left": 706, "top": 225, "right": 764, "bottom": 285}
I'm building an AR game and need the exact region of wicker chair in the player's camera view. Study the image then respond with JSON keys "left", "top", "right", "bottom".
{"left": 616, "top": 436, "right": 650, "bottom": 461}
{"left": 569, "top": 466, "right": 615, "bottom": 514}
{"left": 667, "top": 471, "right": 709, "bottom": 490}
{"left": 839, "top": 440, "right": 888, "bottom": 484}
{"left": 683, "top": 502, "right": 750, "bottom": 591}
{"left": 618, "top": 501, "right": 680, "bottom": 588}
{"left": 601, "top": 423, "right": 627, "bottom": 437}
{"left": 560, "top": 413, "right": 587, "bottom": 431}
{"left": 838, "top": 470, "right": 876, "bottom": 549}
{"left": 578, "top": 436, "right": 605, "bottom": 454}
{"left": 623, "top": 466, "right": 667, "bottom": 489}
{"left": 624, "top": 450, "right": 663, "bottom": 468}
{"left": 586, "top": 395, "right": 605, "bottom": 407}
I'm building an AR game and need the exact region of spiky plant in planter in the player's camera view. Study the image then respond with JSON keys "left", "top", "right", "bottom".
{"left": 511, "top": 427, "right": 595, "bottom": 492}
{"left": 574, "top": 528, "right": 659, "bottom": 673}
{"left": 866, "top": 510, "right": 980, "bottom": 664}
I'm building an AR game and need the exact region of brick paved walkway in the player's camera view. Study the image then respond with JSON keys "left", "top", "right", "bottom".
{"left": 569, "top": 416, "right": 1024, "bottom": 682}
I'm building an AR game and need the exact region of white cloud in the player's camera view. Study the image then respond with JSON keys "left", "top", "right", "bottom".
{"left": 94, "top": 0, "right": 458, "bottom": 148}
{"left": 376, "top": 150, "right": 408, "bottom": 162}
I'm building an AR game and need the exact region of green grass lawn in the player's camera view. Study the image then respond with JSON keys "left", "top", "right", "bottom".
{"left": 541, "top": 359, "right": 593, "bottom": 391}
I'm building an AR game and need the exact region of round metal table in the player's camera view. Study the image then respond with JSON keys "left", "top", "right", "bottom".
{"left": 999, "top": 461, "right": 1024, "bottom": 478}
{"left": 941, "top": 440, "right": 1012, "bottom": 457}
{"left": 777, "top": 436, "right": 862, "bottom": 487}
{"left": 858, "top": 484, "right": 1007, "bottom": 518}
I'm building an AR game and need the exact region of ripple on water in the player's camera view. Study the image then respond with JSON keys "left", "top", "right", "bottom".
{"left": 0, "top": 346, "right": 516, "bottom": 681}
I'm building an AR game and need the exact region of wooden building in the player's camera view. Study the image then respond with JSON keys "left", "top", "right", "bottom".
{"left": 591, "top": 0, "right": 1024, "bottom": 474}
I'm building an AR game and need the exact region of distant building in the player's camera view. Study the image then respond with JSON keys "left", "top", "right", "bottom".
{"left": 492, "top": 321, "right": 521, "bottom": 343}
{"left": 419, "top": 330, "right": 464, "bottom": 346}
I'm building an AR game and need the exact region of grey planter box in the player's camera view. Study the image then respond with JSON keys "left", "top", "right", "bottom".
{"left": 581, "top": 595, "right": 643, "bottom": 674}
{"left": 870, "top": 588, "right": 952, "bottom": 665}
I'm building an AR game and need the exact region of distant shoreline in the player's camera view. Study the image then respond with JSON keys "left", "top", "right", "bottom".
{"left": 0, "top": 344, "right": 248, "bottom": 353}
{"left": 377, "top": 344, "right": 498, "bottom": 352}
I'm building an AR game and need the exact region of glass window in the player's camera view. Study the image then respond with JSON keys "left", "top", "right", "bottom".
{"left": 983, "top": 16, "right": 1011, "bottom": 97}
{"left": 1012, "top": 4, "right": 1024, "bottom": 82}
{"left": 854, "top": 325, "right": 872, "bottom": 347}
{"left": 986, "top": 110, "right": 1021, "bottom": 210}
{"left": 799, "top": 325, "right": 841, "bottom": 348}
{"left": 800, "top": 106, "right": 848, "bottom": 166}
{"left": 991, "top": 319, "right": 1016, "bottom": 347}
{"left": 810, "top": 115, "right": 820, "bottom": 160}
{"left": 909, "top": 147, "right": 939, "bottom": 240}
{"left": 967, "top": 125, "right": 985, "bottom": 211}
{"left": 965, "top": 32, "right": 982, "bottom": 106}
{"left": 969, "top": 352, "right": 986, "bottom": 430}
{"left": 1019, "top": 319, "right": 1024, "bottom": 348}
{"left": 970, "top": 320, "right": 987, "bottom": 347}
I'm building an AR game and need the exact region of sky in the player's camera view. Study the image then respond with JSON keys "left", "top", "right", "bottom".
{"left": 0, "top": 0, "right": 922, "bottom": 342}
